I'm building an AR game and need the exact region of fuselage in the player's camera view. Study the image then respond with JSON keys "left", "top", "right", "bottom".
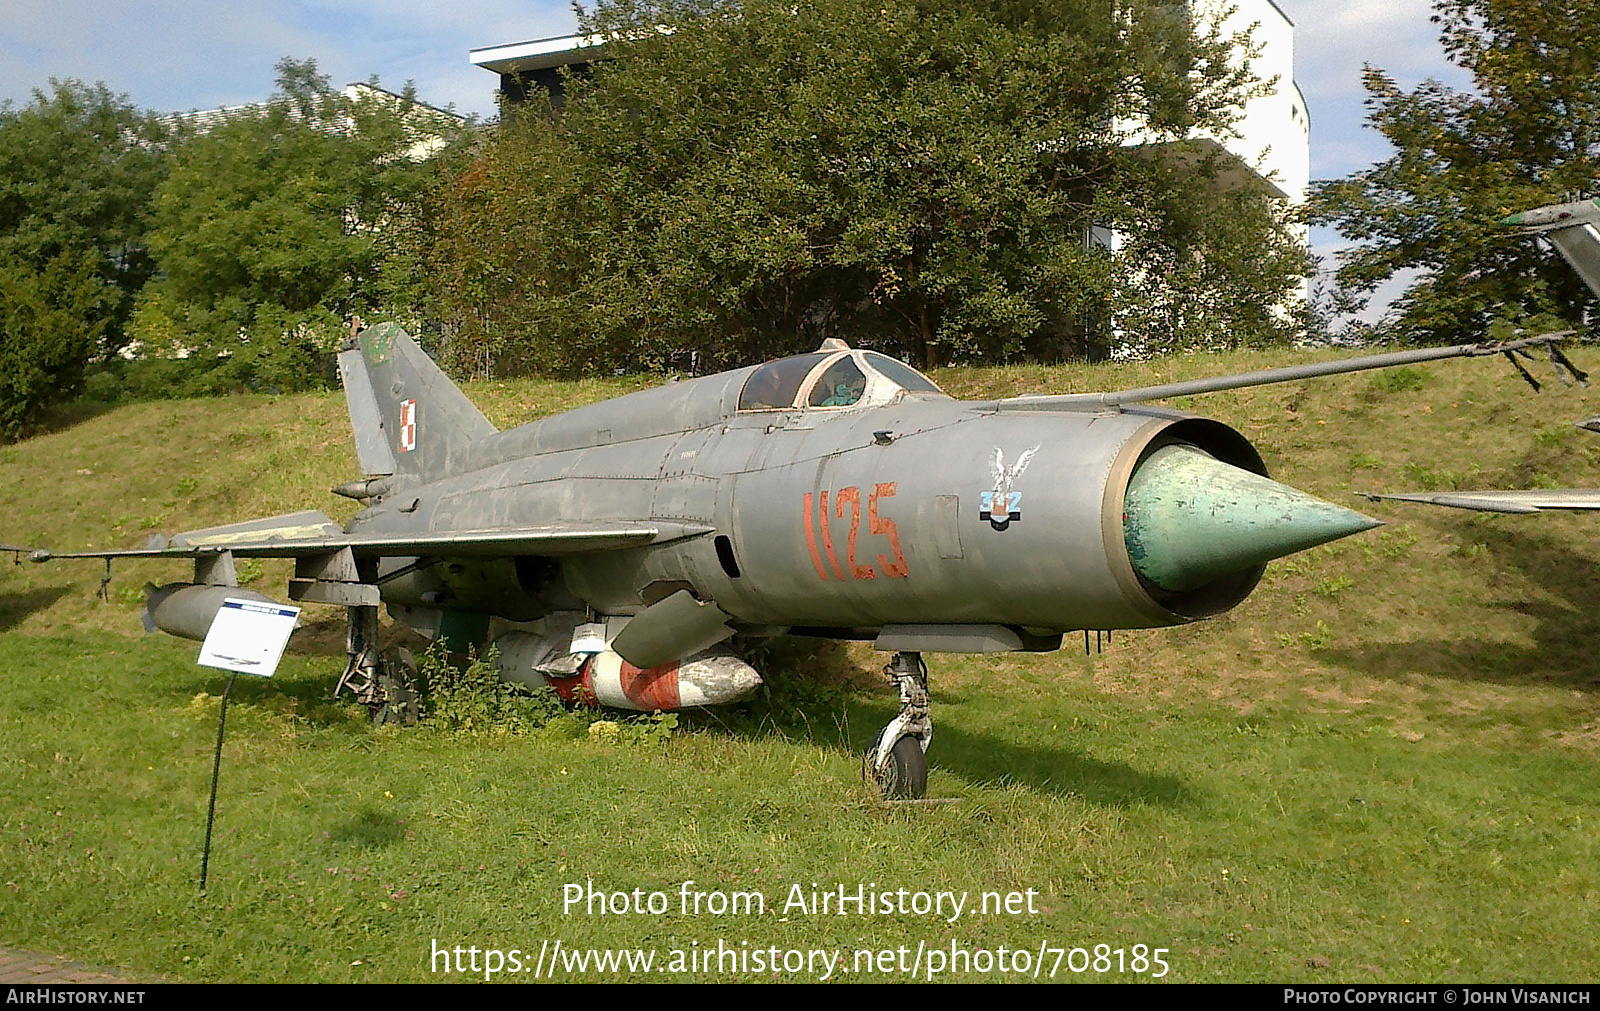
{"left": 349, "top": 351, "right": 1279, "bottom": 641}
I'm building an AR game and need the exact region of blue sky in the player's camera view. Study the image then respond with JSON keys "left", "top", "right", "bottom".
{"left": 0, "top": 0, "right": 1474, "bottom": 322}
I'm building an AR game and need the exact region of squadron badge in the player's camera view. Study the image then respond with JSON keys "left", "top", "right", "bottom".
{"left": 980, "top": 445, "right": 1038, "bottom": 531}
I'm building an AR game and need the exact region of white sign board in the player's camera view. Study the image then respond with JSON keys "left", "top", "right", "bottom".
{"left": 198, "top": 598, "right": 302, "bottom": 676}
{"left": 569, "top": 617, "right": 632, "bottom": 655}
{"left": 570, "top": 621, "right": 608, "bottom": 654}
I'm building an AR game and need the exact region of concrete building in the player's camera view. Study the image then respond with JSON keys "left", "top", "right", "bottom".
{"left": 160, "top": 82, "right": 464, "bottom": 161}
{"left": 1118, "top": 0, "right": 1309, "bottom": 204}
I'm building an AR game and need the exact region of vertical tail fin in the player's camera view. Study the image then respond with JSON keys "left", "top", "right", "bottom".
{"left": 337, "top": 323, "right": 497, "bottom": 484}
{"left": 1543, "top": 223, "right": 1600, "bottom": 299}
{"left": 1504, "top": 199, "right": 1600, "bottom": 299}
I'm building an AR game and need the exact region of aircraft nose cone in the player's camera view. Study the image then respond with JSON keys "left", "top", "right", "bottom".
{"left": 1123, "top": 445, "right": 1382, "bottom": 593}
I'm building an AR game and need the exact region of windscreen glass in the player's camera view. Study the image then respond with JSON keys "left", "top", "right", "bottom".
{"left": 863, "top": 352, "right": 944, "bottom": 394}
{"left": 807, "top": 356, "right": 868, "bottom": 407}
{"left": 738, "top": 353, "right": 830, "bottom": 410}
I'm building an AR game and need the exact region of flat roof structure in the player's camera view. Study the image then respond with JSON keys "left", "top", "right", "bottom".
{"left": 470, "top": 33, "right": 612, "bottom": 106}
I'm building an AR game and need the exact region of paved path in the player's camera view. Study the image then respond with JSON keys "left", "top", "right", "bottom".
{"left": 0, "top": 946, "right": 138, "bottom": 984}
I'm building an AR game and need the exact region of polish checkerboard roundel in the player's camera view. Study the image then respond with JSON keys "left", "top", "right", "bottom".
{"left": 399, "top": 399, "right": 417, "bottom": 452}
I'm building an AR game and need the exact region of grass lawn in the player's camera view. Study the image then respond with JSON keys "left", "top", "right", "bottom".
{"left": 2, "top": 349, "right": 1598, "bottom": 982}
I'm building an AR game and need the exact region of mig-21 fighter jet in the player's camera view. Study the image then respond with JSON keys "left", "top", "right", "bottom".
{"left": 26, "top": 325, "right": 1569, "bottom": 797}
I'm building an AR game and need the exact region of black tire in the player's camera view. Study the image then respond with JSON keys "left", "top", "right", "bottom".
{"left": 869, "top": 735, "right": 928, "bottom": 800}
{"left": 373, "top": 648, "right": 420, "bottom": 726}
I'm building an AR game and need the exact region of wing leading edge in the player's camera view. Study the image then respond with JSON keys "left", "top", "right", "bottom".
{"left": 30, "top": 510, "right": 709, "bottom": 562}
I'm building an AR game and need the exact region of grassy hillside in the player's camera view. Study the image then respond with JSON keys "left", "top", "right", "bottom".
{"left": 2, "top": 348, "right": 1598, "bottom": 982}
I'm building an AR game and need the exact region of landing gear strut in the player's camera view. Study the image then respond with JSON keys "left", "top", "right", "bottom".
{"left": 864, "top": 651, "right": 930, "bottom": 800}
{"left": 335, "top": 605, "right": 419, "bottom": 725}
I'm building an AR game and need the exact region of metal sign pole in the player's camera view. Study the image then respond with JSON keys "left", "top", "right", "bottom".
{"left": 199, "top": 672, "right": 238, "bottom": 892}
{"left": 191, "top": 596, "right": 300, "bottom": 893}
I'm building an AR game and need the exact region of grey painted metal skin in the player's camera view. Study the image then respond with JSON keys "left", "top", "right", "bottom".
{"left": 28, "top": 323, "right": 1564, "bottom": 797}
{"left": 1376, "top": 200, "right": 1600, "bottom": 516}
{"left": 102, "top": 337, "right": 1326, "bottom": 635}
{"left": 33, "top": 325, "right": 1568, "bottom": 652}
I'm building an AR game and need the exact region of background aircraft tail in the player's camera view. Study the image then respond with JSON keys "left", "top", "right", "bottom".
{"left": 337, "top": 323, "right": 497, "bottom": 485}
{"left": 1542, "top": 222, "right": 1600, "bottom": 297}
{"left": 1504, "top": 199, "right": 1600, "bottom": 298}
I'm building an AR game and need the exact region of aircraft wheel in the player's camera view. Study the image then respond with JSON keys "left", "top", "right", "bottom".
{"left": 373, "top": 647, "right": 420, "bottom": 726}
{"left": 867, "top": 734, "right": 927, "bottom": 800}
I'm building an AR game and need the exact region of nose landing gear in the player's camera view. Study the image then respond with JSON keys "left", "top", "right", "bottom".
{"left": 864, "top": 651, "right": 930, "bottom": 800}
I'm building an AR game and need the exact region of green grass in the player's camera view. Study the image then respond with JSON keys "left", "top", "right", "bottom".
{"left": 3, "top": 348, "right": 1600, "bottom": 982}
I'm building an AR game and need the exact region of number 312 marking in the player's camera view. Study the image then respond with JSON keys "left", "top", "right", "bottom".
{"left": 803, "top": 483, "right": 910, "bottom": 581}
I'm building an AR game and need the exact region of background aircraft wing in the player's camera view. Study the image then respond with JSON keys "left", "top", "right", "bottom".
{"left": 983, "top": 334, "right": 1579, "bottom": 411}
{"left": 1369, "top": 490, "right": 1600, "bottom": 515}
{"left": 31, "top": 510, "right": 708, "bottom": 561}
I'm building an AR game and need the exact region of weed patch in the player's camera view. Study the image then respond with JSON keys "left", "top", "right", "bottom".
{"left": 1366, "top": 366, "right": 1427, "bottom": 394}
{"left": 419, "top": 643, "right": 684, "bottom": 747}
{"left": 419, "top": 644, "right": 563, "bottom": 736}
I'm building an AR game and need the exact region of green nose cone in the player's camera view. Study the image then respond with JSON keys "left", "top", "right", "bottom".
{"left": 1123, "top": 445, "right": 1382, "bottom": 593}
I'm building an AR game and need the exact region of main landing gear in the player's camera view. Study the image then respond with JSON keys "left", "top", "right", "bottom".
{"left": 864, "top": 651, "right": 930, "bottom": 800}
{"left": 335, "top": 604, "right": 419, "bottom": 725}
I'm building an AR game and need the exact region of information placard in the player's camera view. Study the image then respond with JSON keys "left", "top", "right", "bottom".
{"left": 197, "top": 598, "right": 301, "bottom": 676}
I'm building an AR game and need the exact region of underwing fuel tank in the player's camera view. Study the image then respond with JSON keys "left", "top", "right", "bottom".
{"left": 492, "top": 630, "right": 762, "bottom": 711}
{"left": 144, "top": 583, "right": 284, "bottom": 641}
{"left": 553, "top": 650, "right": 762, "bottom": 711}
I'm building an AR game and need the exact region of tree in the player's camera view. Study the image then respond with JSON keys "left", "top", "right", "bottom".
{"left": 1310, "top": 0, "right": 1600, "bottom": 344}
{"left": 0, "top": 81, "right": 166, "bottom": 351}
{"left": 135, "top": 58, "right": 462, "bottom": 392}
{"left": 418, "top": 0, "right": 1306, "bottom": 375}
{"left": 0, "top": 253, "right": 104, "bottom": 438}
{"left": 0, "top": 81, "right": 165, "bottom": 432}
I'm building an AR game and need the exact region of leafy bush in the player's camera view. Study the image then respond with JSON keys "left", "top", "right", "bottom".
{"left": 417, "top": 643, "right": 563, "bottom": 736}
{"left": 413, "top": 0, "right": 1307, "bottom": 374}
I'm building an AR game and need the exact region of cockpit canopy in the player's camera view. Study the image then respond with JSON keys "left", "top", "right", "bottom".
{"left": 737, "top": 349, "right": 945, "bottom": 412}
